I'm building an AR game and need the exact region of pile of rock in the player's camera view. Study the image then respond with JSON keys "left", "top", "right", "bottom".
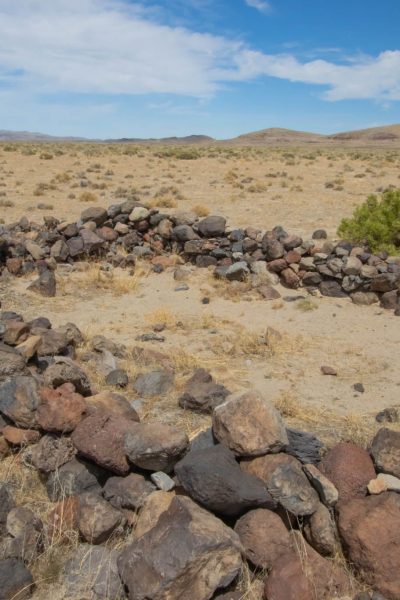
{"left": 1, "top": 202, "right": 400, "bottom": 312}
{"left": 0, "top": 311, "right": 400, "bottom": 599}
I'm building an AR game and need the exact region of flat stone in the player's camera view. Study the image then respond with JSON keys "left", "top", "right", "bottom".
{"left": 124, "top": 422, "right": 188, "bottom": 472}
{"left": 77, "top": 492, "right": 124, "bottom": 544}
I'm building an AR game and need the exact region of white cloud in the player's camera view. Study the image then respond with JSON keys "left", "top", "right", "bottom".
{"left": 244, "top": 0, "right": 272, "bottom": 13}
{"left": 0, "top": 0, "right": 399, "bottom": 102}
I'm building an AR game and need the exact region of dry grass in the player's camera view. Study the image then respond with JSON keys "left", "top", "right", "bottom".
{"left": 59, "top": 262, "right": 151, "bottom": 296}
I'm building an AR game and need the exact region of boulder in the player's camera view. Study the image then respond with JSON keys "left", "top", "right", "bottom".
{"left": 175, "top": 444, "right": 275, "bottom": 517}
{"left": 234, "top": 508, "right": 291, "bottom": 569}
{"left": 118, "top": 495, "right": 242, "bottom": 600}
{"left": 37, "top": 384, "right": 86, "bottom": 433}
{"left": 134, "top": 491, "right": 175, "bottom": 539}
{"left": 46, "top": 457, "right": 105, "bottom": 501}
{"left": 81, "top": 207, "right": 108, "bottom": 226}
{"left": 0, "top": 558, "right": 34, "bottom": 600}
{"left": 124, "top": 423, "right": 188, "bottom": 472}
{"left": 337, "top": 492, "right": 400, "bottom": 599}
{"left": 36, "top": 329, "right": 70, "bottom": 356}
{"left": 303, "top": 502, "right": 337, "bottom": 556}
{"left": 0, "top": 344, "right": 26, "bottom": 378}
{"left": 44, "top": 360, "right": 92, "bottom": 396}
{"left": 319, "top": 280, "right": 347, "bottom": 298}
{"left": 370, "top": 428, "right": 400, "bottom": 478}
{"left": 77, "top": 492, "right": 124, "bottom": 544}
{"left": 178, "top": 368, "right": 230, "bottom": 413}
{"left": 3, "top": 507, "right": 42, "bottom": 562}
{"left": 303, "top": 463, "right": 339, "bottom": 506}
{"left": 105, "top": 368, "right": 128, "bottom": 388}
{"left": 2, "top": 426, "right": 40, "bottom": 446}
{"left": 62, "top": 544, "right": 125, "bottom": 600}
{"left": 0, "top": 376, "right": 40, "bottom": 428}
{"left": 29, "top": 434, "right": 76, "bottom": 474}
{"left": 72, "top": 411, "right": 137, "bottom": 474}
{"left": 2, "top": 320, "right": 29, "bottom": 346}
{"left": 212, "top": 391, "right": 288, "bottom": 457}
{"left": 133, "top": 370, "right": 174, "bottom": 398}
{"left": 103, "top": 473, "right": 155, "bottom": 510}
{"left": 27, "top": 269, "right": 56, "bottom": 297}
{"left": 85, "top": 390, "right": 139, "bottom": 421}
{"left": 319, "top": 442, "right": 376, "bottom": 502}
{"left": 241, "top": 453, "right": 319, "bottom": 516}
{"left": 197, "top": 216, "right": 226, "bottom": 238}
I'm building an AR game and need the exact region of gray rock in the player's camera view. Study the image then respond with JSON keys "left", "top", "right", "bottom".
{"left": 0, "top": 558, "right": 34, "bottom": 600}
{"left": 266, "top": 459, "right": 320, "bottom": 516}
{"left": 178, "top": 369, "right": 230, "bottom": 413}
{"left": 44, "top": 359, "right": 92, "bottom": 396}
{"left": 225, "top": 261, "right": 249, "bottom": 281}
{"left": 0, "top": 483, "right": 15, "bottom": 534}
{"left": 303, "top": 502, "right": 337, "bottom": 556}
{"left": 0, "top": 376, "right": 40, "bottom": 428}
{"left": 0, "top": 344, "right": 26, "bottom": 379}
{"left": 370, "top": 428, "right": 400, "bottom": 478}
{"left": 46, "top": 457, "right": 104, "bottom": 501}
{"left": 62, "top": 544, "right": 125, "bottom": 600}
{"left": 319, "top": 280, "right": 347, "bottom": 298}
{"left": 103, "top": 473, "right": 155, "bottom": 510}
{"left": 133, "top": 370, "right": 174, "bottom": 398}
{"left": 105, "top": 369, "right": 128, "bottom": 388}
{"left": 29, "top": 434, "right": 76, "bottom": 474}
{"left": 27, "top": 269, "right": 56, "bottom": 297}
{"left": 77, "top": 492, "right": 124, "bottom": 545}
{"left": 197, "top": 216, "right": 226, "bottom": 238}
{"left": 286, "top": 428, "right": 324, "bottom": 464}
{"left": 80, "top": 207, "right": 108, "bottom": 226}
{"left": 150, "top": 472, "right": 175, "bottom": 491}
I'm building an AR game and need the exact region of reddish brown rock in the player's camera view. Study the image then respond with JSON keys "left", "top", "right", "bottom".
{"left": 37, "top": 384, "right": 86, "bottom": 433}
{"left": 265, "top": 531, "right": 350, "bottom": 600}
{"left": 280, "top": 268, "right": 300, "bottom": 288}
{"left": 318, "top": 442, "right": 376, "bottom": 502}
{"left": 2, "top": 426, "right": 40, "bottom": 446}
{"left": 72, "top": 411, "right": 136, "bottom": 474}
{"left": 337, "top": 492, "right": 400, "bottom": 599}
{"left": 234, "top": 508, "right": 291, "bottom": 569}
{"left": 0, "top": 436, "right": 9, "bottom": 459}
{"left": 134, "top": 491, "right": 176, "bottom": 539}
{"left": 241, "top": 453, "right": 299, "bottom": 483}
{"left": 46, "top": 496, "right": 79, "bottom": 541}
{"left": 85, "top": 390, "right": 139, "bottom": 421}
{"left": 286, "top": 250, "right": 302, "bottom": 264}
{"left": 264, "top": 552, "right": 313, "bottom": 600}
{"left": 6, "top": 257, "right": 22, "bottom": 275}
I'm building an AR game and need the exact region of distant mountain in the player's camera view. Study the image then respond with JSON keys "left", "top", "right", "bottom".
{"left": 0, "top": 130, "right": 87, "bottom": 142}
{"left": 106, "top": 134, "right": 215, "bottom": 144}
{"left": 224, "top": 127, "right": 324, "bottom": 145}
{"left": 328, "top": 124, "right": 400, "bottom": 142}
{"left": 1, "top": 125, "right": 400, "bottom": 146}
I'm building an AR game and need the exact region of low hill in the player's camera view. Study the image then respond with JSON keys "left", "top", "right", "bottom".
{"left": 224, "top": 127, "right": 324, "bottom": 145}
{"left": 328, "top": 124, "right": 400, "bottom": 142}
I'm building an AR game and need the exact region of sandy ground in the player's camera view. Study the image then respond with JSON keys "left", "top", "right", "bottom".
{"left": 1, "top": 142, "right": 400, "bottom": 235}
{"left": 1, "top": 142, "right": 400, "bottom": 445}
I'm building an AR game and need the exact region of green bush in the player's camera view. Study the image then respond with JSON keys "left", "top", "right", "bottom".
{"left": 337, "top": 189, "right": 400, "bottom": 254}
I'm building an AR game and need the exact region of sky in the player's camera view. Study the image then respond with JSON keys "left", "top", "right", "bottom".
{"left": 0, "top": 0, "right": 399, "bottom": 139}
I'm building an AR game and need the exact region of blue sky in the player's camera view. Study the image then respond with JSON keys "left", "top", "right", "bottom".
{"left": 0, "top": 0, "right": 399, "bottom": 138}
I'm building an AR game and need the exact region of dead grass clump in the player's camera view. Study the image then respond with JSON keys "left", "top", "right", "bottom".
{"left": 192, "top": 204, "right": 210, "bottom": 217}
{"left": 295, "top": 298, "right": 318, "bottom": 312}
{"left": 78, "top": 191, "right": 98, "bottom": 203}
{"left": 144, "top": 308, "right": 178, "bottom": 330}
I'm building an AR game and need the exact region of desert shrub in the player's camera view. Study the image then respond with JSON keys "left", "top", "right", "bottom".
{"left": 79, "top": 191, "right": 97, "bottom": 202}
{"left": 337, "top": 189, "right": 400, "bottom": 254}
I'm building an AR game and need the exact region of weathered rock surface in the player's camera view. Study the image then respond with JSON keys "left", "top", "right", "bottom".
{"left": 303, "top": 502, "right": 337, "bottom": 556}
{"left": 37, "top": 384, "right": 86, "bottom": 433}
{"left": 124, "top": 423, "right": 188, "bottom": 472}
{"left": 62, "top": 544, "right": 125, "bottom": 600}
{"left": 0, "top": 558, "right": 34, "bottom": 600}
{"left": 133, "top": 491, "right": 175, "bottom": 539}
{"left": 46, "top": 457, "right": 105, "bottom": 501}
{"left": 103, "top": 473, "right": 155, "bottom": 510}
{"left": 337, "top": 492, "right": 400, "bottom": 599}
{"left": 77, "top": 492, "right": 124, "bottom": 544}
{"left": 212, "top": 390, "right": 288, "bottom": 457}
{"left": 118, "top": 495, "right": 242, "bottom": 600}
{"left": 178, "top": 368, "right": 230, "bottom": 413}
{"left": 72, "top": 411, "right": 139, "bottom": 475}
{"left": 234, "top": 508, "right": 291, "bottom": 569}
{"left": 29, "top": 434, "right": 76, "bottom": 474}
{"left": 44, "top": 360, "right": 92, "bottom": 396}
{"left": 0, "top": 376, "right": 40, "bottom": 428}
{"left": 370, "top": 427, "right": 400, "bottom": 478}
{"left": 319, "top": 442, "right": 376, "bottom": 502}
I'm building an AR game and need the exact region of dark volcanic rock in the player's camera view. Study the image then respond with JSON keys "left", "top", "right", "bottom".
{"left": 0, "top": 376, "right": 40, "bottom": 428}
{"left": 175, "top": 444, "right": 275, "bottom": 516}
